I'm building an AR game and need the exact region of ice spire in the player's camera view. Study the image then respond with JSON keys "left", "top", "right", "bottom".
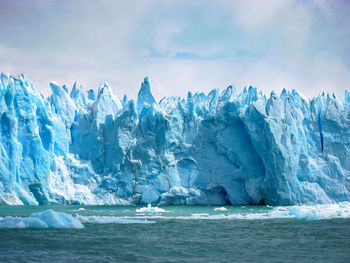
{"left": 137, "top": 76, "right": 156, "bottom": 114}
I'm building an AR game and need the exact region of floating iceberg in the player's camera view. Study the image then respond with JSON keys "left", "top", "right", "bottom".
{"left": 0, "top": 209, "right": 84, "bottom": 229}
{"left": 136, "top": 204, "right": 168, "bottom": 213}
{"left": 0, "top": 73, "right": 349, "bottom": 206}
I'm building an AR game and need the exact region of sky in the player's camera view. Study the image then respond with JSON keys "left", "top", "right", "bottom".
{"left": 0, "top": 0, "right": 350, "bottom": 100}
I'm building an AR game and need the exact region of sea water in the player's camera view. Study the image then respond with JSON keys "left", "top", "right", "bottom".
{"left": 1, "top": 204, "right": 350, "bottom": 262}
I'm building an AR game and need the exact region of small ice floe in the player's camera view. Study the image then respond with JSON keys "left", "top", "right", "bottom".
{"left": 0, "top": 209, "right": 84, "bottom": 229}
{"left": 136, "top": 204, "right": 168, "bottom": 213}
{"left": 77, "top": 208, "right": 85, "bottom": 211}
{"left": 214, "top": 207, "right": 227, "bottom": 211}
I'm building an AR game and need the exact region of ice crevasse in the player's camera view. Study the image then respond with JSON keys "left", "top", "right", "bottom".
{"left": 0, "top": 73, "right": 349, "bottom": 206}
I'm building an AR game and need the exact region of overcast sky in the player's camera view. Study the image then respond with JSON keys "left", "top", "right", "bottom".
{"left": 0, "top": 0, "right": 350, "bottom": 100}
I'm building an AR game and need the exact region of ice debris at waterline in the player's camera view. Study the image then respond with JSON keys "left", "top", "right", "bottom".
{"left": 0, "top": 209, "right": 83, "bottom": 229}
{"left": 211, "top": 202, "right": 350, "bottom": 220}
{"left": 1, "top": 203, "right": 350, "bottom": 229}
{"left": 266, "top": 202, "right": 350, "bottom": 220}
{"left": 120, "top": 202, "right": 350, "bottom": 221}
{"left": 0, "top": 73, "right": 349, "bottom": 206}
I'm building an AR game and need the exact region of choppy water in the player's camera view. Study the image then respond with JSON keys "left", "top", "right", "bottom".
{"left": 1, "top": 204, "right": 350, "bottom": 262}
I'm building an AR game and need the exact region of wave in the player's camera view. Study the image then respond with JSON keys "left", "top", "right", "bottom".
{"left": 78, "top": 215, "right": 155, "bottom": 224}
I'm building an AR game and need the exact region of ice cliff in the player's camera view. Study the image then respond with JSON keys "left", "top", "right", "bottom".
{"left": 0, "top": 73, "right": 349, "bottom": 205}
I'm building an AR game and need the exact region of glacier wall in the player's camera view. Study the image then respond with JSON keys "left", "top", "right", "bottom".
{"left": 0, "top": 73, "right": 349, "bottom": 205}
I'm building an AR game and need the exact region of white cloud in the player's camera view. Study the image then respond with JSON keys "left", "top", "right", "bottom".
{"left": 151, "top": 22, "right": 187, "bottom": 55}
{"left": 226, "top": 0, "right": 293, "bottom": 30}
{"left": 0, "top": 0, "right": 349, "bottom": 100}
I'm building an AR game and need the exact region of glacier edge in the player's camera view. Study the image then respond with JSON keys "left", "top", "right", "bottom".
{"left": 0, "top": 73, "right": 349, "bottom": 206}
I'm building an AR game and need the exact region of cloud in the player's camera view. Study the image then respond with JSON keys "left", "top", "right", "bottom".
{"left": 227, "top": 0, "right": 293, "bottom": 30}
{"left": 0, "top": 0, "right": 349, "bottom": 100}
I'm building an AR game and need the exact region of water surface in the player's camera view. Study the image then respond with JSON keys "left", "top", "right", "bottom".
{"left": 1, "top": 205, "right": 349, "bottom": 262}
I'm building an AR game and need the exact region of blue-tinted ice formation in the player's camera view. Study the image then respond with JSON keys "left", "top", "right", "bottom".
{"left": 0, "top": 209, "right": 83, "bottom": 229}
{"left": 0, "top": 73, "right": 349, "bottom": 205}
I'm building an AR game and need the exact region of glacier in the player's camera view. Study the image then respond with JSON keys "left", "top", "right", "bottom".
{"left": 0, "top": 73, "right": 349, "bottom": 206}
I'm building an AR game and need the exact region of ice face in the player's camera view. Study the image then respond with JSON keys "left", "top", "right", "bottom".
{"left": 0, "top": 73, "right": 349, "bottom": 205}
